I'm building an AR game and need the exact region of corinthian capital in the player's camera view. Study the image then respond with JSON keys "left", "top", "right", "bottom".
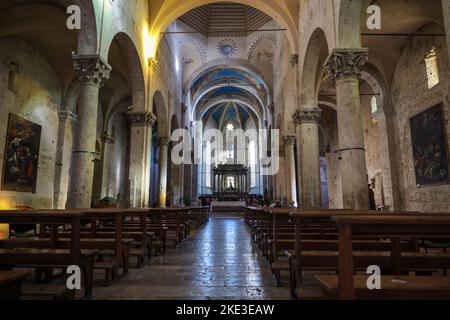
{"left": 292, "top": 108, "right": 321, "bottom": 125}
{"left": 158, "top": 137, "right": 171, "bottom": 147}
{"left": 72, "top": 54, "right": 111, "bottom": 86}
{"left": 324, "top": 48, "right": 368, "bottom": 80}
{"left": 126, "top": 111, "right": 157, "bottom": 128}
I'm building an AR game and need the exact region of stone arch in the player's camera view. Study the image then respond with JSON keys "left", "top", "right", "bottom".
{"left": 184, "top": 58, "right": 273, "bottom": 123}
{"left": 176, "top": 35, "right": 207, "bottom": 63}
{"left": 108, "top": 32, "right": 146, "bottom": 111}
{"left": 247, "top": 33, "right": 278, "bottom": 61}
{"left": 300, "top": 28, "right": 330, "bottom": 108}
{"left": 62, "top": 79, "right": 81, "bottom": 113}
{"left": 184, "top": 58, "right": 271, "bottom": 97}
{"left": 360, "top": 63, "right": 389, "bottom": 114}
{"left": 150, "top": 0, "right": 298, "bottom": 56}
{"left": 153, "top": 90, "right": 168, "bottom": 136}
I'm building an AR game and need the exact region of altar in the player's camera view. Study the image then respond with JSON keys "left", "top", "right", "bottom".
{"left": 212, "top": 164, "right": 249, "bottom": 201}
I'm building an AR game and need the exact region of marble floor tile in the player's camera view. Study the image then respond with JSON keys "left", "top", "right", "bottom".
{"left": 92, "top": 216, "right": 291, "bottom": 300}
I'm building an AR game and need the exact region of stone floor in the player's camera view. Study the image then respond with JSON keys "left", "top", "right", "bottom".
{"left": 93, "top": 216, "right": 291, "bottom": 300}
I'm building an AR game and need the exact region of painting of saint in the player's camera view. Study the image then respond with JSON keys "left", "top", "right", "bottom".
{"left": 1, "top": 114, "right": 42, "bottom": 193}
{"left": 410, "top": 104, "right": 449, "bottom": 187}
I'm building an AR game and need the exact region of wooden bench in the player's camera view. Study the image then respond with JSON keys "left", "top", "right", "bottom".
{"left": 0, "top": 210, "right": 96, "bottom": 298}
{"left": 317, "top": 214, "right": 450, "bottom": 300}
{"left": 0, "top": 270, "right": 29, "bottom": 300}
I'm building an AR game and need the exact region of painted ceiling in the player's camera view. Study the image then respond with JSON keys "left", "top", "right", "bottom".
{"left": 203, "top": 102, "right": 255, "bottom": 129}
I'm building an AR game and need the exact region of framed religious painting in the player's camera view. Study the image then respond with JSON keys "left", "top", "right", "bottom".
{"left": 410, "top": 103, "right": 450, "bottom": 187}
{"left": 1, "top": 114, "right": 42, "bottom": 193}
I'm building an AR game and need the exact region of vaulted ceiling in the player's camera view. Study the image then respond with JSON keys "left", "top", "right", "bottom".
{"left": 179, "top": 2, "right": 272, "bottom": 37}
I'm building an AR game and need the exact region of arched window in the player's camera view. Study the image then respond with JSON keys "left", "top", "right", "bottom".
{"left": 425, "top": 47, "right": 439, "bottom": 89}
{"left": 371, "top": 96, "right": 378, "bottom": 114}
{"left": 225, "top": 123, "right": 235, "bottom": 161}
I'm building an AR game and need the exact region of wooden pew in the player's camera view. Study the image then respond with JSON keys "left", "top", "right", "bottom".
{"left": 268, "top": 208, "right": 346, "bottom": 286}
{"left": 270, "top": 209, "right": 423, "bottom": 297}
{"left": 148, "top": 208, "right": 187, "bottom": 248}
{"left": 0, "top": 210, "right": 96, "bottom": 298}
{"left": 0, "top": 270, "right": 29, "bottom": 300}
{"left": 316, "top": 214, "right": 450, "bottom": 300}
{"left": 188, "top": 207, "right": 210, "bottom": 229}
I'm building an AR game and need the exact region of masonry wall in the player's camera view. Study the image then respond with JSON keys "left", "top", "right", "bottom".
{"left": 0, "top": 37, "right": 61, "bottom": 209}
{"left": 391, "top": 23, "right": 450, "bottom": 213}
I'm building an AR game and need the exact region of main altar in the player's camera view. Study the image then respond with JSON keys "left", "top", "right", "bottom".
{"left": 212, "top": 164, "right": 249, "bottom": 201}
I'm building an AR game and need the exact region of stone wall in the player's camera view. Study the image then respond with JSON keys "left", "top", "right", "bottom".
{"left": 391, "top": 23, "right": 450, "bottom": 213}
{"left": 0, "top": 37, "right": 61, "bottom": 209}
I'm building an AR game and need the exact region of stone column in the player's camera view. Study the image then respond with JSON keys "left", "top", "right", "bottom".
{"left": 68, "top": 55, "right": 111, "bottom": 209}
{"left": 158, "top": 137, "right": 171, "bottom": 208}
{"left": 100, "top": 133, "right": 114, "bottom": 198}
{"left": 374, "top": 111, "right": 401, "bottom": 211}
{"left": 325, "top": 48, "right": 369, "bottom": 209}
{"left": 54, "top": 111, "right": 77, "bottom": 209}
{"left": 282, "top": 135, "right": 298, "bottom": 206}
{"left": 126, "top": 112, "right": 156, "bottom": 208}
{"left": 293, "top": 109, "right": 322, "bottom": 208}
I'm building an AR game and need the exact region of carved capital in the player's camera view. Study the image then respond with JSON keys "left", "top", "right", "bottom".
{"left": 292, "top": 108, "right": 321, "bottom": 125}
{"left": 72, "top": 54, "right": 111, "bottom": 86}
{"left": 59, "top": 110, "right": 78, "bottom": 122}
{"left": 158, "top": 137, "right": 171, "bottom": 147}
{"left": 282, "top": 135, "right": 296, "bottom": 146}
{"left": 324, "top": 48, "right": 368, "bottom": 80}
{"left": 126, "top": 112, "right": 157, "bottom": 128}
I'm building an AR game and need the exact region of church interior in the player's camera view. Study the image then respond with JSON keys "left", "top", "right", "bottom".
{"left": 1, "top": 0, "right": 450, "bottom": 302}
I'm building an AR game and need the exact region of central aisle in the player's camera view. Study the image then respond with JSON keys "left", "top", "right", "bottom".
{"left": 94, "top": 216, "right": 290, "bottom": 300}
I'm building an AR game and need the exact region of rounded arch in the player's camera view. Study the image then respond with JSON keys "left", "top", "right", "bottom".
{"left": 62, "top": 79, "right": 81, "bottom": 113}
{"left": 108, "top": 32, "right": 146, "bottom": 111}
{"left": 300, "top": 28, "right": 330, "bottom": 108}
{"left": 360, "top": 63, "right": 389, "bottom": 114}
{"left": 183, "top": 58, "right": 272, "bottom": 97}
{"left": 150, "top": 0, "right": 298, "bottom": 56}
{"left": 153, "top": 90, "right": 168, "bottom": 136}
{"left": 247, "top": 32, "right": 278, "bottom": 61}
{"left": 185, "top": 58, "right": 273, "bottom": 122}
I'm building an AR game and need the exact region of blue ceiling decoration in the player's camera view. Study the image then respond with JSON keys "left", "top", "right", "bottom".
{"left": 211, "top": 104, "right": 225, "bottom": 123}
{"left": 224, "top": 103, "right": 238, "bottom": 122}
{"left": 217, "top": 39, "right": 238, "bottom": 58}
{"left": 208, "top": 86, "right": 246, "bottom": 98}
{"left": 203, "top": 102, "right": 256, "bottom": 129}
{"left": 191, "top": 67, "right": 267, "bottom": 99}
{"left": 237, "top": 104, "right": 250, "bottom": 123}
